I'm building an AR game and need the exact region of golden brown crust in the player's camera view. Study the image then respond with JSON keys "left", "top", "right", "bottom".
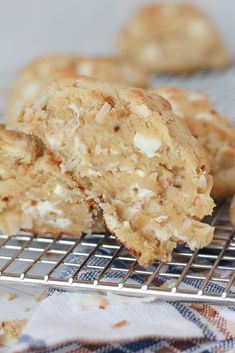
{"left": 117, "top": 3, "right": 230, "bottom": 73}
{"left": 154, "top": 86, "right": 235, "bottom": 199}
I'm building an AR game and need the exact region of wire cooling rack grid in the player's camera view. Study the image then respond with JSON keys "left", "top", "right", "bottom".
{"left": 0, "top": 199, "right": 234, "bottom": 305}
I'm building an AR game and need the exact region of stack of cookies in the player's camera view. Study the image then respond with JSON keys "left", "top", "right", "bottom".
{"left": 1, "top": 3, "right": 234, "bottom": 266}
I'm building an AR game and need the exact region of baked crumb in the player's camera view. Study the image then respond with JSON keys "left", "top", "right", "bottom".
{"left": 112, "top": 320, "right": 129, "bottom": 328}
{"left": 98, "top": 297, "right": 109, "bottom": 309}
{"left": 4, "top": 292, "right": 16, "bottom": 301}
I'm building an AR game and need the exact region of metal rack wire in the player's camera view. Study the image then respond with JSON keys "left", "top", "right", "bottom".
{"left": 0, "top": 199, "right": 234, "bottom": 305}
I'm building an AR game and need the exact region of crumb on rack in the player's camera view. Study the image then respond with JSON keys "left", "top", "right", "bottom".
{"left": 98, "top": 297, "right": 109, "bottom": 309}
{"left": 0, "top": 319, "right": 27, "bottom": 343}
{"left": 24, "top": 307, "right": 31, "bottom": 312}
{"left": 4, "top": 292, "right": 16, "bottom": 301}
{"left": 33, "top": 290, "right": 47, "bottom": 302}
{"left": 112, "top": 320, "right": 128, "bottom": 328}
{"left": 191, "top": 303, "right": 204, "bottom": 310}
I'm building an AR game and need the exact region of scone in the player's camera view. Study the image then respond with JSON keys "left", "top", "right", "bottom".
{"left": 0, "top": 124, "right": 104, "bottom": 236}
{"left": 16, "top": 77, "right": 214, "bottom": 266}
{"left": 230, "top": 196, "right": 235, "bottom": 227}
{"left": 117, "top": 3, "right": 230, "bottom": 73}
{"left": 153, "top": 87, "right": 235, "bottom": 199}
{"left": 6, "top": 55, "right": 148, "bottom": 126}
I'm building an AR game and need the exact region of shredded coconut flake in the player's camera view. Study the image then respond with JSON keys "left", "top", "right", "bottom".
{"left": 54, "top": 184, "right": 65, "bottom": 196}
{"left": 136, "top": 169, "right": 145, "bottom": 177}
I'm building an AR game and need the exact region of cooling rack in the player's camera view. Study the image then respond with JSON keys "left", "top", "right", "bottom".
{"left": 0, "top": 199, "right": 234, "bottom": 305}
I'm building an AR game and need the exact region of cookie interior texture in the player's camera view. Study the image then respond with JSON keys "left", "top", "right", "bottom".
{"left": 154, "top": 87, "right": 235, "bottom": 200}
{"left": 6, "top": 55, "right": 148, "bottom": 127}
{"left": 117, "top": 3, "right": 230, "bottom": 73}
{"left": 0, "top": 124, "right": 104, "bottom": 236}
{"left": 16, "top": 77, "right": 214, "bottom": 266}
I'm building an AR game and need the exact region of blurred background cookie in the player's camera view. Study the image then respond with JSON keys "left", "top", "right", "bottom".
{"left": 117, "top": 3, "right": 230, "bottom": 73}
{"left": 153, "top": 87, "right": 235, "bottom": 199}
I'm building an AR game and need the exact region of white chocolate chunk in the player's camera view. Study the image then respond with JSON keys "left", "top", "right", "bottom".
{"left": 24, "top": 201, "right": 63, "bottom": 218}
{"left": 133, "top": 133, "right": 161, "bottom": 158}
